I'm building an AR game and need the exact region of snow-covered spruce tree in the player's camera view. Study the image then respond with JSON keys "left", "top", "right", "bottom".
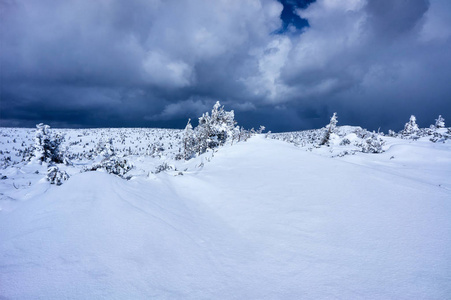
{"left": 401, "top": 115, "right": 419, "bottom": 138}
{"left": 320, "top": 113, "right": 338, "bottom": 146}
{"left": 435, "top": 115, "right": 445, "bottom": 128}
{"left": 33, "top": 123, "right": 64, "bottom": 164}
{"left": 193, "top": 101, "right": 237, "bottom": 155}
{"left": 183, "top": 118, "right": 196, "bottom": 160}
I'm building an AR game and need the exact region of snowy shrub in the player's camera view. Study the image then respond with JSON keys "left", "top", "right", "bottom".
{"left": 34, "top": 123, "right": 65, "bottom": 164}
{"left": 88, "top": 157, "right": 133, "bottom": 177}
{"left": 354, "top": 127, "right": 372, "bottom": 139}
{"left": 386, "top": 130, "right": 396, "bottom": 137}
{"left": 47, "top": 165, "right": 69, "bottom": 185}
{"left": 429, "top": 132, "right": 443, "bottom": 143}
{"left": 336, "top": 150, "right": 357, "bottom": 157}
{"left": 356, "top": 135, "right": 386, "bottom": 153}
{"left": 146, "top": 143, "right": 165, "bottom": 158}
{"left": 154, "top": 162, "right": 173, "bottom": 174}
{"left": 96, "top": 138, "right": 115, "bottom": 158}
{"left": 265, "top": 131, "right": 272, "bottom": 138}
{"left": 429, "top": 130, "right": 451, "bottom": 143}
{"left": 237, "top": 126, "right": 253, "bottom": 142}
{"left": 340, "top": 138, "right": 351, "bottom": 146}
{"left": 18, "top": 146, "right": 34, "bottom": 162}
{"left": 174, "top": 153, "right": 184, "bottom": 161}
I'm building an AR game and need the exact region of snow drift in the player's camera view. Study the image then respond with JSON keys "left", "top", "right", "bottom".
{"left": 1, "top": 132, "right": 451, "bottom": 299}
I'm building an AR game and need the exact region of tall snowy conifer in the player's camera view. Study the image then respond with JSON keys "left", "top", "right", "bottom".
{"left": 402, "top": 115, "right": 419, "bottom": 136}
{"left": 33, "top": 123, "right": 64, "bottom": 164}
{"left": 183, "top": 118, "right": 196, "bottom": 160}
{"left": 320, "top": 113, "right": 338, "bottom": 146}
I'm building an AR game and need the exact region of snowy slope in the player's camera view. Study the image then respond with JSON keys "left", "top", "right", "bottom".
{"left": 1, "top": 135, "right": 451, "bottom": 299}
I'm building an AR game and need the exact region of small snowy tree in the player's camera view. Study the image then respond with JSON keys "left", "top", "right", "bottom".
{"left": 195, "top": 115, "right": 211, "bottom": 155}
{"left": 320, "top": 112, "right": 338, "bottom": 146}
{"left": 435, "top": 115, "right": 445, "bottom": 128}
{"left": 34, "top": 123, "right": 64, "bottom": 164}
{"left": 183, "top": 118, "right": 196, "bottom": 160}
{"left": 208, "top": 101, "right": 237, "bottom": 146}
{"left": 401, "top": 115, "right": 419, "bottom": 137}
{"left": 193, "top": 101, "right": 237, "bottom": 155}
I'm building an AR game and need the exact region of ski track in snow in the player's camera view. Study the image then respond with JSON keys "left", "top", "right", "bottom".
{"left": 1, "top": 133, "right": 451, "bottom": 299}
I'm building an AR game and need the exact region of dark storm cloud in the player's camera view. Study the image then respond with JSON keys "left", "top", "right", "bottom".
{"left": 366, "top": 0, "right": 430, "bottom": 39}
{"left": 1, "top": 0, "right": 450, "bottom": 132}
{"left": 1, "top": 0, "right": 284, "bottom": 127}
{"left": 278, "top": 0, "right": 451, "bottom": 130}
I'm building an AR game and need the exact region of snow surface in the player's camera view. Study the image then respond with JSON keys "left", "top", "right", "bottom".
{"left": 1, "top": 132, "right": 451, "bottom": 299}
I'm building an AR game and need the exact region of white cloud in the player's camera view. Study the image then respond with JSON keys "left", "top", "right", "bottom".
{"left": 243, "top": 36, "right": 293, "bottom": 101}
{"left": 142, "top": 51, "right": 194, "bottom": 88}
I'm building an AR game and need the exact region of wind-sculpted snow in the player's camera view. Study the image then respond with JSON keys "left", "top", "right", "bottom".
{"left": 0, "top": 128, "right": 451, "bottom": 299}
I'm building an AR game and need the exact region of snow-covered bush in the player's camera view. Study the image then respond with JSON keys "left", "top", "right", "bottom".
{"left": 47, "top": 165, "right": 69, "bottom": 185}
{"left": 340, "top": 138, "right": 351, "bottom": 146}
{"left": 96, "top": 138, "right": 115, "bottom": 158}
{"left": 429, "top": 132, "right": 443, "bottom": 143}
{"left": 34, "top": 123, "right": 65, "bottom": 164}
{"left": 88, "top": 157, "right": 133, "bottom": 177}
{"left": 269, "top": 125, "right": 389, "bottom": 156}
{"left": 388, "top": 130, "right": 397, "bottom": 137}
{"left": 356, "top": 135, "right": 386, "bottom": 153}
{"left": 154, "top": 162, "right": 173, "bottom": 174}
{"left": 429, "top": 128, "right": 451, "bottom": 143}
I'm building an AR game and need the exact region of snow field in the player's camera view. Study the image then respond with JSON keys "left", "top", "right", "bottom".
{"left": 0, "top": 130, "right": 451, "bottom": 299}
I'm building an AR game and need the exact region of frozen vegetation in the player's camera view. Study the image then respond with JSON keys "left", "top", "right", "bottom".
{"left": 1, "top": 107, "right": 451, "bottom": 299}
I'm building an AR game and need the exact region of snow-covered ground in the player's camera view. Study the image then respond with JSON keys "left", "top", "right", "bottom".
{"left": 1, "top": 128, "right": 450, "bottom": 299}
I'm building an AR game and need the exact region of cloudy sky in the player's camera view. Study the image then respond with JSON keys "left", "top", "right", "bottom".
{"left": 1, "top": 0, "right": 450, "bottom": 132}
